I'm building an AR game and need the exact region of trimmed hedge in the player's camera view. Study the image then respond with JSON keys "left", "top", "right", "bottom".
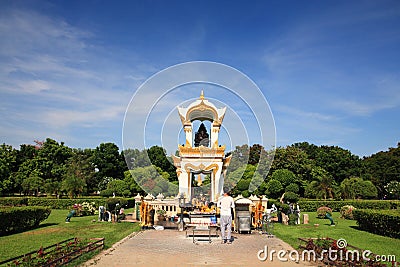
{"left": 28, "top": 198, "right": 106, "bottom": 209}
{"left": 106, "top": 198, "right": 129, "bottom": 212}
{"left": 0, "top": 206, "right": 51, "bottom": 235}
{"left": 0, "top": 197, "right": 29, "bottom": 207}
{"left": 297, "top": 200, "right": 399, "bottom": 212}
{"left": 353, "top": 209, "right": 400, "bottom": 238}
{"left": 27, "top": 198, "right": 135, "bottom": 209}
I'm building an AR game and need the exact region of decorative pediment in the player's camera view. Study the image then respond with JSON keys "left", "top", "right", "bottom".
{"left": 184, "top": 163, "right": 219, "bottom": 176}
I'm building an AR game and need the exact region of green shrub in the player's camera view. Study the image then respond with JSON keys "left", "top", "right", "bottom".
{"left": 316, "top": 206, "right": 332, "bottom": 218}
{"left": 100, "top": 189, "right": 114, "bottom": 197}
{"left": 28, "top": 198, "right": 105, "bottom": 209}
{"left": 0, "top": 206, "right": 51, "bottom": 235}
{"left": 267, "top": 199, "right": 280, "bottom": 209}
{"left": 106, "top": 198, "right": 129, "bottom": 212}
{"left": 340, "top": 205, "right": 356, "bottom": 219}
{"left": 353, "top": 209, "right": 400, "bottom": 238}
{"left": 126, "top": 198, "right": 135, "bottom": 208}
{"left": 298, "top": 200, "right": 399, "bottom": 212}
{"left": 0, "top": 197, "right": 28, "bottom": 207}
{"left": 25, "top": 197, "right": 135, "bottom": 209}
{"left": 81, "top": 201, "right": 97, "bottom": 216}
{"left": 283, "top": 192, "right": 299, "bottom": 203}
{"left": 70, "top": 202, "right": 98, "bottom": 216}
{"left": 285, "top": 183, "right": 299, "bottom": 193}
{"left": 279, "top": 203, "right": 290, "bottom": 214}
{"left": 288, "top": 213, "right": 298, "bottom": 225}
{"left": 314, "top": 238, "right": 332, "bottom": 250}
{"left": 0, "top": 197, "right": 135, "bottom": 209}
{"left": 267, "top": 199, "right": 290, "bottom": 214}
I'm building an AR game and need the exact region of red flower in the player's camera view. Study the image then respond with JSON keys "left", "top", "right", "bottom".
{"left": 37, "top": 246, "right": 44, "bottom": 257}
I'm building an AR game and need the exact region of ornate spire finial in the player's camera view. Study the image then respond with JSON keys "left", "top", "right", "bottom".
{"left": 200, "top": 90, "right": 204, "bottom": 100}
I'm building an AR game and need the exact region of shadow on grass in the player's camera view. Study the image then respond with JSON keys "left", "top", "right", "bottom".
{"left": 323, "top": 223, "right": 338, "bottom": 226}
{"left": 36, "top": 222, "right": 59, "bottom": 228}
{"left": 348, "top": 225, "right": 380, "bottom": 236}
{"left": 349, "top": 225, "right": 377, "bottom": 235}
{"left": 0, "top": 223, "right": 59, "bottom": 237}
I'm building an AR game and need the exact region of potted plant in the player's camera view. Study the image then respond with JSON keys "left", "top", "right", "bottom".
{"left": 156, "top": 209, "right": 166, "bottom": 221}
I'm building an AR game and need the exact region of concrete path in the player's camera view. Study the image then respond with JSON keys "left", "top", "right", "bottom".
{"left": 82, "top": 229, "right": 318, "bottom": 267}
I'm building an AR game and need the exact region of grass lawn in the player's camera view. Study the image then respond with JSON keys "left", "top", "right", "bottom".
{"left": 0, "top": 209, "right": 140, "bottom": 263}
{"left": 273, "top": 212, "right": 400, "bottom": 258}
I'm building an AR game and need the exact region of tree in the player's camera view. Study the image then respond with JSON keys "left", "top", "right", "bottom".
{"left": 226, "top": 164, "right": 263, "bottom": 195}
{"left": 294, "top": 142, "right": 362, "bottom": 184}
{"left": 363, "top": 143, "right": 400, "bottom": 198}
{"left": 124, "top": 170, "right": 144, "bottom": 195}
{"left": 62, "top": 175, "right": 86, "bottom": 198}
{"left": 269, "top": 146, "right": 313, "bottom": 186}
{"left": 105, "top": 179, "right": 130, "bottom": 197}
{"left": 271, "top": 169, "right": 296, "bottom": 188}
{"left": 292, "top": 142, "right": 319, "bottom": 159}
{"left": 385, "top": 181, "right": 400, "bottom": 199}
{"left": 92, "top": 143, "right": 125, "bottom": 191}
{"left": 11, "top": 144, "right": 36, "bottom": 193}
{"left": 68, "top": 149, "right": 96, "bottom": 194}
{"left": 316, "top": 145, "right": 361, "bottom": 183}
{"left": 265, "top": 179, "right": 283, "bottom": 198}
{"left": 122, "top": 148, "right": 151, "bottom": 169}
{"left": 226, "top": 144, "right": 250, "bottom": 171}
{"left": 249, "top": 144, "right": 263, "bottom": 165}
{"left": 61, "top": 150, "right": 96, "bottom": 196}
{"left": 22, "top": 169, "right": 44, "bottom": 196}
{"left": 306, "top": 166, "right": 336, "bottom": 199}
{"left": 43, "top": 180, "right": 61, "bottom": 197}
{"left": 360, "top": 180, "right": 378, "bottom": 199}
{"left": 304, "top": 181, "right": 320, "bottom": 199}
{"left": 0, "top": 144, "right": 18, "bottom": 195}
{"left": 255, "top": 148, "right": 275, "bottom": 178}
{"left": 34, "top": 138, "right": 73, "bottom": 182}
{"left": 146, "top": 146, "right": 177, "bottom": 182}
{"left": 254, "top": 181, "right": 268, "bottom": 196}
{"left": 16, "top": 144, "right": 36, "bottom": 164}
{"left": 12, "top": 139, "right": 72, "bottom": 195}
{"left": 283, "top": 191, "right": 299, "bottom": 203}
{"left": 285, "top": 183, "right": 299, "bottom": 193}
{"left": 340, "top": 177, "right": 378, "bottom": 199}
{"left": 125, "top": 165, "right": 172, "bottom": 195}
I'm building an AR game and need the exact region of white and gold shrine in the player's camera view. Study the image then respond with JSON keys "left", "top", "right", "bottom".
{"left": 172, "top": 91, "right": 231, "bottom": 202}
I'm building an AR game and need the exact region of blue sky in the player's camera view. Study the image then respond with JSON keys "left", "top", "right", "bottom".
{"left": 0, "top": 0, "right": 399, "bottom": 157}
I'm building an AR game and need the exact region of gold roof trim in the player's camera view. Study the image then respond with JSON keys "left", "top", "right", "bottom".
{"left": 178, "top": 144, "right": 226, "bottom": 157}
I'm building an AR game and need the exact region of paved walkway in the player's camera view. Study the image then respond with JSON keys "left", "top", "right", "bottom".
{"left": 83, "top": 229, "right": 318, "bottom": 267}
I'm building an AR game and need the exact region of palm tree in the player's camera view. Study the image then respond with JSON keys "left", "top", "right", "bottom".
{"left": 310, "top": 166, "right": 334, "bottom": 199}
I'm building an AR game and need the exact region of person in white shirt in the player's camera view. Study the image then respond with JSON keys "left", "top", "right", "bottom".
{"left": 217, "top": 192, "right": 235, "bottom": 244}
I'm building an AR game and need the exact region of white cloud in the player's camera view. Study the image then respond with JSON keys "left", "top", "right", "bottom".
{"left": 0, "top": 9, "right": 90, "bottom": 55}
{"left": 42, "top": 105, "right": 127, "bottom": 128}
{"left": 329, "top": 74, "right": 400, "bottom": 116}
{"left": 275, "top": 105, "right": 337, "bottom": 121}
{"left": 0, "top": 7, "right": 152, "bottom": 148}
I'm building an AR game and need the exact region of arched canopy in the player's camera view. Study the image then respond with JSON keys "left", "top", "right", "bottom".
{"left": 178, "top": 91, "right": 226, "bottom": 126}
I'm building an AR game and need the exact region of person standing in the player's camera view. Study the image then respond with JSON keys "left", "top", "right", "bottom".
{"left": 218, "top": 192, "right": 235, "bottom": 244}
